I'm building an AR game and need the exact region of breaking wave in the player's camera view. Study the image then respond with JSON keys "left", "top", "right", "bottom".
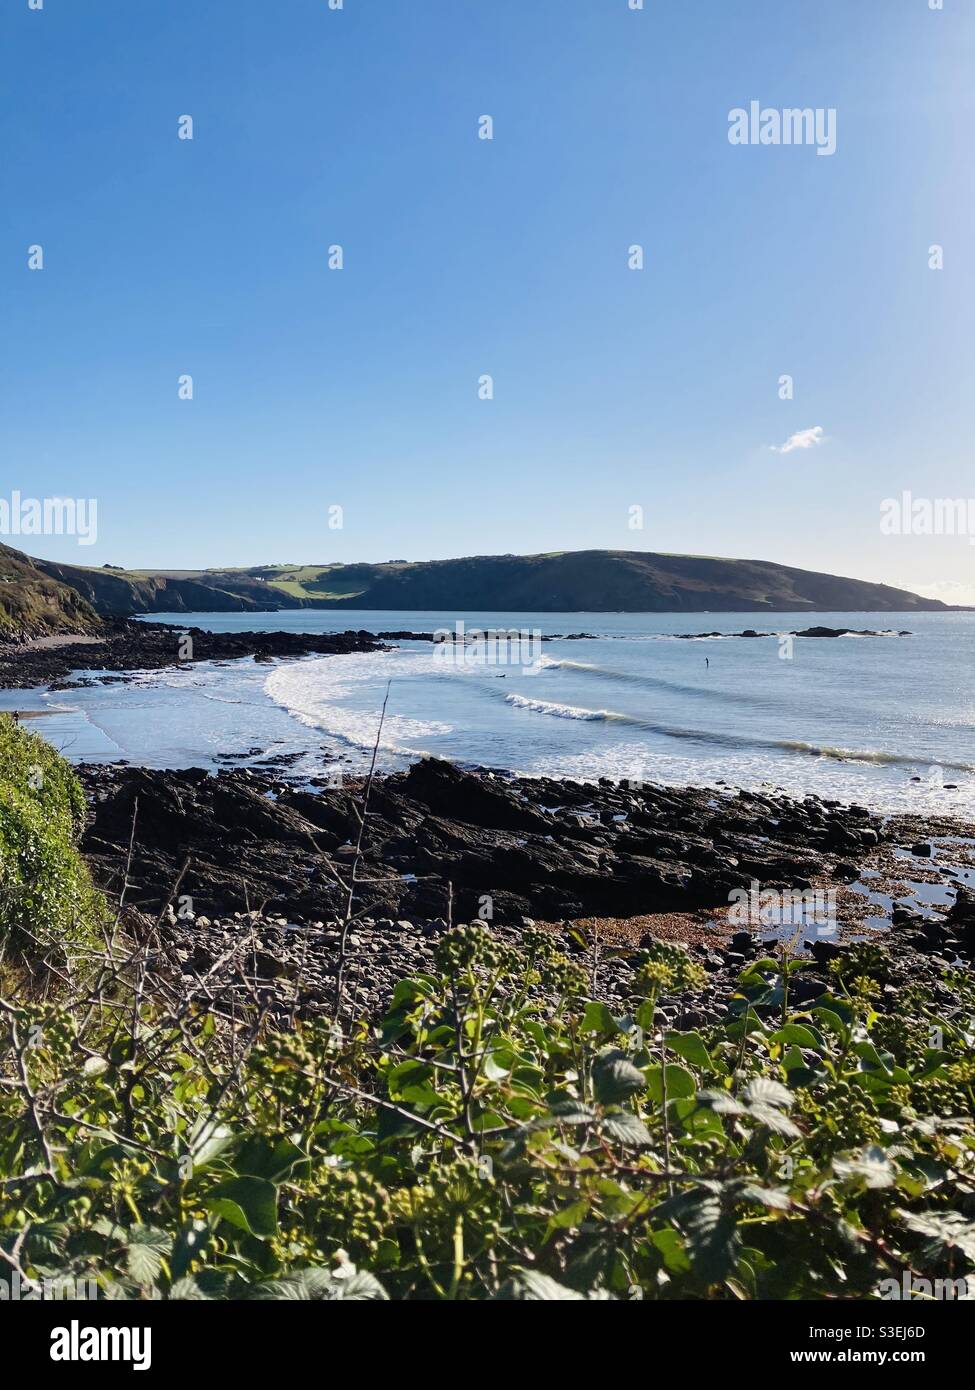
{"left": 505, "top": 689, "right": 974, "bottom": 772}
{"left": 505, "top": 693, "right": 631, "bottom": 722}
{"left": 265, "top": 652, "right": 452, "bottom": 753}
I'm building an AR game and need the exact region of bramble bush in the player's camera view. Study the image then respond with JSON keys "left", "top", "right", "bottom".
{"left": 2, "top": 918, "right": 974, "bottom": 1300}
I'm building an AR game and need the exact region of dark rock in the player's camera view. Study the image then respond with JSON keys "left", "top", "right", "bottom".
{"left": 811, "top": 939, "right": 844, "bottom": 967}
{"left": 946, "top": 888, "right": 975, "bottom": 943}
{"left": 0, "top": 618, "right": 387, "bottom": 690}
{"left": 76, "top": 758, "right": 890, "bottom": 932}
{"left": 789, "top": 977, "right": 827, "bottom": 1005}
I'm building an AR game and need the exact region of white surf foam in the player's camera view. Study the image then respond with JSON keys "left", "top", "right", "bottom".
{"left": 505, "top": 693, "right": 632, "bottom": 722}
{"left": 265, "top": 651, "right": 453, "bottom": 752}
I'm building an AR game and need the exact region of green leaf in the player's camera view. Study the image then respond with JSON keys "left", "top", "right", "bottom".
{"left": 645, "top": 1064, "right": 696, "bottom": 1105}
{"left": 853, "top": 1041, "right": 892, "bottom": 1076}
{"left": 745, "top": 1105, "right": 801, "bottom": 1139}
{"left": 592, "top": 1050, "right": 646, "bottom": 1104}
{"left": 600, "top": 1111, "right": 652, "bottom": 1147}
{"left": 481, "top": 1052, "right": 511, "bottom": 1082}
{"left": 18, "top": 1221, "right": 67, "bottom": 1261}
{"left": 698, "top": 1088, "right": 745, "bottom": 1116}
{"left": 724, "top": 1010, "right": 768, "bottom": 1041}
{"left": 899, "top": 1210, "right": 975, "bottom": 1264}
{"left": 812, "top": 994, "right": 854, "bottom": 1025}
{"left": 651, "top": 1226, "right": 691, "bottom": 1274}
{"left": 834, "top": 1146, "right": 895, "bottom": 1189}
{"left": 328, "top": 1269, "right": 389, "bottom": 1301}
{"left": 768, "top": 1023, "right": 822, "bottom": 1050}
{"left": 206, "top": 1176, "right": 278, "bottom": 1237}
{"left": 740, "top": 958, "right": 780, "bottom": 977}
{"left": 547, "top": 1199, "right": 590, "bottom": 1231}
{"left": 386, "top": 1059, "right": 433, "bottom": 1097}
{"left": 498, "top": 1270, "right": 590, "bottom": 1300}
{"left": 664, "top": 1031, "right": 711, "bottom": 1068}
{"left": 636, "top": 999, "right": 657, "bottom": 1032}
{"left": 582, "top": 1001, "right": 620, "bottom": 1036}
{"left": 125, "top": 1227, "right": 169, "bottom": 1288}
{"left": 684, "top": 1194, "right": 741, "bottom": 1284}
{"left": 187, "top": 1121, "right": 236, "bottom": 1171}
{"left": 916, "top": 1049, "right": 950, "bottom": 1079}
{"left": 541, "top": 1100, "right": 598, "bottom": 1127}
{"left": 234, "top": 1135, "right": 306, "bottom": 1181}
{"left": 250, "top": 1266, "right": 388, "bottom": 1300}
{"left": 739, "top": 1183, "right": 792, "bottom": 1211}
{"left": 743, "top": 1077, "right": 793, "bottom": 1110}
{"left": 169, "top": 1276, "right": 208, "bottom": 1300}
{"left": 671, "top": 1095, "right": 726, "bottom": 1135}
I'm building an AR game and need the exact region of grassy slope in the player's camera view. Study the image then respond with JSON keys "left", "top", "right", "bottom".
{"left": 33, "top": 556, "right": 275, "bottom": 615}
{"left": 0, "top": 544, "right": 102, "bottom": 640}
{"left": 301, "top": 551, "right": 948, "bottom": 612}
{"left": 215, "top": 551, "right": 949, "bottom": 613}
{"left": 22, "top": 547, "right": 950, "bottom": 615}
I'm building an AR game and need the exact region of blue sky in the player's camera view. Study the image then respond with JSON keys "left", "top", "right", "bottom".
{"left": 2, "top": 0, "right": 973, "bottom": 601}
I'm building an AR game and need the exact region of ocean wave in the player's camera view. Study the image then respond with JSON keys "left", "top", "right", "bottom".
{"left": 505, "top": 693, "right": 632, "bottom": 722}
{"left": 506, "top": 692, "right": 744, "bottom": 741}
{"left": 524, "top": 740, "right": 975, "bottom": 816}
{"left": 505, "top": 689, "right": 974, "bottom": 772}
{"left": 264, "top": 652, "right": 452, "bottom": 752}
{"left": 540, "top": 656, "right": 774, "bottom": 707}
{"left": 536, "top": 656, "right": 598, "bottom": 671}
{"left": 777, "top": 741, "right": 974, "bottom": 772}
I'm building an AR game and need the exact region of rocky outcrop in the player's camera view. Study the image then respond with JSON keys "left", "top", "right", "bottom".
{"left": 674, "top": 627, "right": 912, "bottom": 639}
{"left": 79, "top": 758, "right": 884, "bottom": 926}
{"left": 0, "top": 620, "right": 386, "bottom": 689}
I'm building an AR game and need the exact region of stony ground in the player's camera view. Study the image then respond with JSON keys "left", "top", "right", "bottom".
{"left": 144, "top": 883, "right": 975, "bottom": 1032}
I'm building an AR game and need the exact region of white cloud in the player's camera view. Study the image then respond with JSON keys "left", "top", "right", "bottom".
{"left": 771, "top": 425, "right": 825, "bottom": 454}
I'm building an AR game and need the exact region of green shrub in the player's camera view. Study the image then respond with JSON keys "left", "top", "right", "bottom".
{"left": 1, "top": 925, "right": 973, "bottom": 1300}
{"left": 0, "top": 716, "right": 105, "bottom": 964}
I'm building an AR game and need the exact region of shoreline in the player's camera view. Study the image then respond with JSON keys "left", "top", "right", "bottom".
{"left": 5, "top": 625, "right": 973, "bottom": 1024}
{"left": 0, "top": 618, "right": 391, "bottom": 690}
{"left": 0, "top": 614, "right": 939, "bottom": 693}
{"left": 4, "top": 618, "right": 971, "bottom": 811}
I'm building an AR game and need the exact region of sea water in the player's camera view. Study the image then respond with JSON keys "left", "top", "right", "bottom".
{"left": 4, "top": 608, "right": 974, "bottom": 817}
